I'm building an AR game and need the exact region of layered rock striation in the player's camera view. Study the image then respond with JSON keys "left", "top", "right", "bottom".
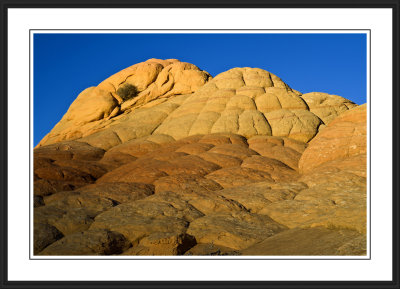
{"left": 34, "top": 59, "right": 366, "bottom": 256}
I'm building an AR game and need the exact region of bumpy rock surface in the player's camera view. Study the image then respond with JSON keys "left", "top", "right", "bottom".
{"left": 301, "top": 92, "right": 357, "bottom": 125}
{"left": 39, "top": 230, "right": 131, "bottom": 255}
{"left": 153, "top": 68, "right": 321, "bottom": 142}
{"left": 37, "top": 59, "right": 212, "bottom": 148}
{"left": 34, "top": 59, "right": 367, "bottom": 256}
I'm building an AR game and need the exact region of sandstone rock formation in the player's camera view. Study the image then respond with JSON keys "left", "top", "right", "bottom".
{"left": 34, "top": 59, "right": 367, "bottom": 256}
{"left": 301, "top": 92, "right": 357, "bottom": 125}
{"left": 37, "top": 59, "right": 212, "bottom": 148}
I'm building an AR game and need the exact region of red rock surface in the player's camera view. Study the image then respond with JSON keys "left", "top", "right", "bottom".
{"left": 33, "top": 60, "right": 367, "bottom": 256}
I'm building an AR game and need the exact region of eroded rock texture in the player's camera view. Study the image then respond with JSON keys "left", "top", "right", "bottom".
{"left": 34, "top": 59, "right": 366, "bottom": 256}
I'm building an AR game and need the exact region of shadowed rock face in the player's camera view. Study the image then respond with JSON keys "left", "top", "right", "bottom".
{"left": 34, "top": 59, "right": 367, "bottom": 256}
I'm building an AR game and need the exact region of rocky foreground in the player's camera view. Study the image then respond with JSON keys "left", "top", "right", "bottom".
{"left": 34, "top": 59, "right": 367, "bottom": 256}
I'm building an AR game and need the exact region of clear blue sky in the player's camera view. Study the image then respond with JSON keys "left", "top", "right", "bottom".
{"left": 34, "top": 33, "right": 367, "bottom": 145}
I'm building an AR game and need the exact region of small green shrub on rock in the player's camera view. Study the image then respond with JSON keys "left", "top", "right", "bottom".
{"left": 116, "top": 83, "right": 139, "bottom": 101}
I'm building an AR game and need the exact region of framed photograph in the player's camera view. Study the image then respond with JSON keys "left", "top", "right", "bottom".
{"left": 1, "top": 1, "right": 399, "bottom": 288}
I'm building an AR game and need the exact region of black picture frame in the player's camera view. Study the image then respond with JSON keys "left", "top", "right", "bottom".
{"left": 1, "top": 1, "right": 399, "bottom": 288}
